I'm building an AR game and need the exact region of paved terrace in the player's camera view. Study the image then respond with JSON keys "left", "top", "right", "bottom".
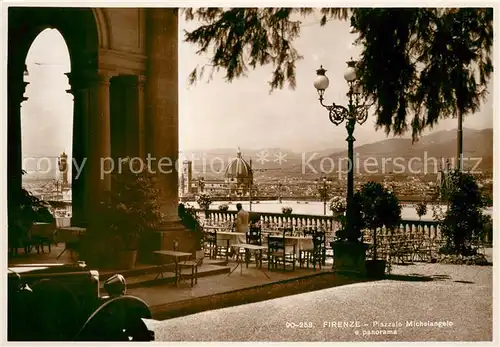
{"left": 8, "top": 244, "right": 494, "bottom": 337}
{"left": 148, "top": 262, "right": 494, "bottom": 342}
{"left": 8, "top": 244, "right": 345, "bottom": 319}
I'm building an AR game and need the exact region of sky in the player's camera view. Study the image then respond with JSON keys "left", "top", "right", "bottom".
{"left": 22, "top": 12, "right": 494, "bottom": 159}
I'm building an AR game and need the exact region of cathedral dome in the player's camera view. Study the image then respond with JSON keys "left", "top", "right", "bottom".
{"left": 225, "top": 148, "right": 252, "bottom": 179}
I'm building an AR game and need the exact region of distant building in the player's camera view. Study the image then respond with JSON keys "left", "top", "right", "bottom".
{"left": 180, "top": 148, "right": 254, "bottom": 197}
{"left": 58, "top": 152, "right": 70, "bottom": 190}
{"left": 224, "top": 148, "right": 253, "bottom": 196}
{"left": 180, "top": 160, "right": 193, "bottom": 195}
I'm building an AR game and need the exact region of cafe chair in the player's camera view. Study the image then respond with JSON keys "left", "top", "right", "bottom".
{"left": 173, "top": 241, "right": 202, "bottom": 287}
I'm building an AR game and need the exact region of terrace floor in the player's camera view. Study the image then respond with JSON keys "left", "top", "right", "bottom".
{"left": 8, "top": 243, "right": 494, "bottom": 325}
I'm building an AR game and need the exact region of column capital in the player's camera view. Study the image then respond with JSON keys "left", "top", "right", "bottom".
{"left": 96, "top": 70, "right": 116, "bottom": 84}
{"left": 66, "top": 70, "right": 117, "bottom": 93}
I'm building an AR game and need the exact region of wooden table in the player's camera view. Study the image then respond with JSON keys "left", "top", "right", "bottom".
{"left": 217, "top": 232, "right": 247, "bottom": 262}
{"left": 228, "top": 243, "right": 269, "bottom": 278}
{"left": 56, "top": 227, "right": 86, "bottom": 260}
{"left": 268, "top": 235, "right": 313, "bottom": 256}
{"left": 153, "top": 250, "right": 192, "bottom": 286}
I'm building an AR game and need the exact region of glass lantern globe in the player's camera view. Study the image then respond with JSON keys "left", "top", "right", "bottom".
{"left": 344, "top": 65, "right": 357, "bottom": 82}
{"left": 314, "top": 75, "right": 329, "bottom": 90}
{"left": 314, "top": 66, "right": 329, "bottom": 91}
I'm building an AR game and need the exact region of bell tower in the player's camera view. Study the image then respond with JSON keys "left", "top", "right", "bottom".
{"left": 58, "top": 151, "right": 69, "bottom": 188}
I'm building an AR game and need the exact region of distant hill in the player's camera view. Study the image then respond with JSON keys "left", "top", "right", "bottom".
{"left": 296, "top": 128, "right": 493, "bottom": 176}
{"left": 179, "top": 128, "right": 492, "bottom": 179}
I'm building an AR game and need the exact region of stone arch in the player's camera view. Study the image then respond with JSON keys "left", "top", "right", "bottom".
{"left": 7, "top": 7, "right": 102, "bottom": 223}
{"left": 8, "top": 7, "right": 101, "bottom": 76}
{"left": 92, "top": 8, "right": 111, "bottom": 49}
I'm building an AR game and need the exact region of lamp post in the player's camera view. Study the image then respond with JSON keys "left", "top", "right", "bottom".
{"left": 314, "top": 60, "right": 369, "bottom": 241}
{"left": 277, "top": 182, "right": 283, "bottom": 203}
{"left": 316, "top": 177, "right": 332, "bottom": 215}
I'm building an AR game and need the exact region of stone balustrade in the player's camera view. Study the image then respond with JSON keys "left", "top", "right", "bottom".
{"left": 194, "top": 209, "right": 441, "bottom": 237}
{"left": 196, "top": 209, "right": 338, "bottom": 231}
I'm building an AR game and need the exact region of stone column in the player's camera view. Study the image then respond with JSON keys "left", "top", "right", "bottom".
{"left": 146, "top": 8, "right": 179, "bottom": 222}
{"left": 137, "top": 75, "right": 146, "bottom": 159}
{"left": 122, "top": 75, "right": 140, "bottom": 158}
{"left": 141, "top": 8, "right": 195, "bottom": 259}
{"left": 65, "top": 72, "right": 89, "bottom": 227}
{"left": 7, "top": 65, "right": 27, "bottom": 208}
{"left": 86, "top": 70, "right": 114, "bottom": 227}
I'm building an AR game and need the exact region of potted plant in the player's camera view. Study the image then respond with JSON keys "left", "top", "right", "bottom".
{"left": 96, "top": 163, "right": 164, "bottom": 269}
{"left": 218, "top": 203, "right": 229, "bottom": 212}
{"left": 197, "top": 192, "right": 212, "bottom": 219}
{"left": 8, "top": 184, "right": 55, "bottom": 256}
{"left": 178, "top": 203, "right": 204, "bottom": 263}
{"left": 281, "top": 206, "right": 293, "bottom": 216}
{"left": 355, "top": 182, "right": 401, "bottom": 278}
{"left": 415, "top": 201, "right": 427, "bottom": 220}
{"left": 329, "top": 191, "right": 368, "bottom": 276}
{"left": 329, "top": 195, "right": 346, "bottom": 234}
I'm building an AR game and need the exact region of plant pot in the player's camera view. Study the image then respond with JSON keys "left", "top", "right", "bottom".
{"left": 116, "top": 249, "right": 138, "bottom": 270}
{"left": 331, "top": 241, "right": 368, "bottom": 277}
{"left": 365, "top": 259, "right": 386, "bottom": 279}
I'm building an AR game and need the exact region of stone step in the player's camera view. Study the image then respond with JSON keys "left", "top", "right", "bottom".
{"left": 100, "top": 263, "right": 231, "bottom": 290}
{"left": 203, "top": 258, "right": 228, "bottom": 266}
{"left": 100, "top": 265, "right": 159, "bottom": 281}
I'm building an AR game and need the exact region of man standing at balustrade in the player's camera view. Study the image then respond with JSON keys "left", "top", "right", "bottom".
{"left": 235, "top": 203, "right": 249, "bottom": 234}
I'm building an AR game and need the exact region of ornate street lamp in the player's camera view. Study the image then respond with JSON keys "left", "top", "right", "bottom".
{"left": 315, "top": 176, "right": 332, "bottom": 215}
{"left": 277, "top": 182, "right": 283, "bottom": 203}
{"left": 314, "top": 60, "right": 369, "bottom": 241}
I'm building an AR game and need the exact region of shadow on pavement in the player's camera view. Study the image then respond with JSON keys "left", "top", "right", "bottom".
{"left": 385, "top": 273, "right": 455, "bottom": 282}
{"left": 385, "top": 274, "right": 434, "bottom": 282}
{"left": 152, "top": 272, "right": 374, "bottom": 321}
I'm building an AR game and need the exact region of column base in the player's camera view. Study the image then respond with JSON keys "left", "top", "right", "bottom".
{"left": 139, "top": 218, "right": 199, "bottom": 264}
{"left": 331, "top": 241, "right": 368, "bottom": 277}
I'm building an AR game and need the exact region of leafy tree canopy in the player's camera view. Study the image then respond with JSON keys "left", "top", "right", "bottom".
{"left": 354, "top": 181, "right": 402, "bottom": 231}
{"left": 439, "top": 170, "right": 489, "bottom": 255}
{"left": 184, "top": 8, "right": 493, "bottom": 141}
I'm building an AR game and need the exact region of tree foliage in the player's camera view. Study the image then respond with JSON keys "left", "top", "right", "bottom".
{"left": 355, "top": 181, "right": 402, "bottom": 232}
{"left": 439, "top": 170, "right": 489, "bottom": 255}
{"left": 97, "top": 163, "right": 164, "bottom": 251}
{"left": 354, "top": 182, "right": 402, "bottom": 258}
{"left": 184, "top": 8, "right": 493, "bottom": 140}
{"left": 415, "top": 201, "right": 427, "bottom": 219}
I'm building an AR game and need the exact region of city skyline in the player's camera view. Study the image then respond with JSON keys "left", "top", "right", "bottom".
{"left": 22, "top": 12, "right": 493, "bottom": 158}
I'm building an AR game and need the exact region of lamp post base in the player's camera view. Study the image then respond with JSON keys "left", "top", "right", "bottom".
{"left": 331, "top": 241, "right": 368, "bottom": 277}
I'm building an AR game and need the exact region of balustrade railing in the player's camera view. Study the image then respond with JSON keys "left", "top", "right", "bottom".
{"left": 196, "top": 209, "right": 339, "bottom": 231}
{"left": 194, "top": 209, "right": 441, "bottom": 237}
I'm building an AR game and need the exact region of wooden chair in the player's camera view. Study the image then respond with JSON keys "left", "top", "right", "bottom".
{"left": 267, "top": 235, "right": 296, "bottom": 271}
{"left": 173, "top": 241, "right": 202, "bottom": 287}
{"left": 30, "top": 222, "right": 56, "bottom": 254}
{"left": 203, "top": 228, "right": 217, "bottom": 259}
{"left": 299, "top": 227, "right": 316, "bottom": 268}
{"left": 246, "top": 225, "right": 262, "bottom": 245}
{"left": 245, "top": 225, "right": 262, "bottom": 263}
{"left": 311, "top": 230, "right": 326, "bottom": 270}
